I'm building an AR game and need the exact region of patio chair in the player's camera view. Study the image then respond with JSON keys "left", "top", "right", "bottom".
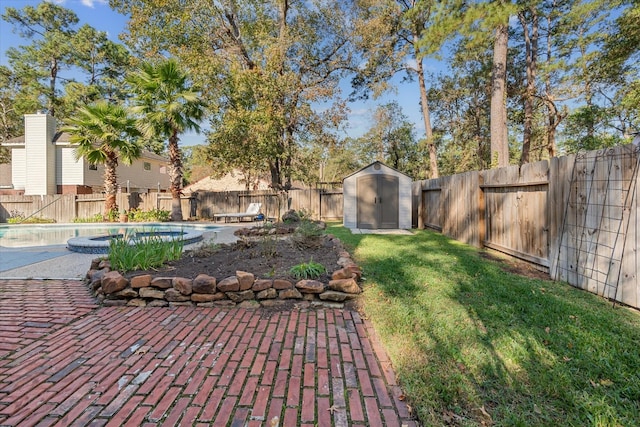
{"left": 213, "top": 202, "right": 262, "bottom": 223}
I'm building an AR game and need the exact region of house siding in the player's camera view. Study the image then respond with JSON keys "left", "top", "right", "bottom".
{"left": 24, "top": 113, "right": 57, "bottom": 195}
{"left": 11, "top": 148, "right": 26, "bottom": 190}
{"left": 57, "top": 147, "right": 84, "bottom": 185}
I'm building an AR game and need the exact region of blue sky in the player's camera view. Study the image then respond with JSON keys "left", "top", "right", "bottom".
{"left": 0, "top": 0, "right": 430, "bottom": 145}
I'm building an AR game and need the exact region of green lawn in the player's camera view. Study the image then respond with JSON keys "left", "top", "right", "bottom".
{"left": 328, "top": 225, "right": 640, "bottom": 427}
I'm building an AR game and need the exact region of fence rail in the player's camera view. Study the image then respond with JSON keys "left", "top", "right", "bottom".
{"left": 413, "top": 144, "right": 640, "bottom": 309}
{"left": 0, "top": 188, "right": 344, "bottom": 224}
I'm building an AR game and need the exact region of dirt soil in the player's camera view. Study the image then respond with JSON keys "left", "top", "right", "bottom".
{"left": 124, "top": 233, "right": 343, "bottom": 284}
{"left": 479, "top": 250, "right": 551, "bottom": 281}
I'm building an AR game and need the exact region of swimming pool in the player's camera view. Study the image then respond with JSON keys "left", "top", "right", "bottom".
{"left": 0, "top": 223, "right": 219, "bottom": 248}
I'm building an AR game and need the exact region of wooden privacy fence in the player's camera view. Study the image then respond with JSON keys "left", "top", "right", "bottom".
{"left": 413, "top": 144, "right": 640, "bottom": 309}
{"left": 0, "top": 188, "right": 343, "bottom": 224}
{"left": 192, "top": 189, "right": 343, "bottom": 221}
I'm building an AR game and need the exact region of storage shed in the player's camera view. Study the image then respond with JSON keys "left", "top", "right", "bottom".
{"left": 343, "top": 161, "right": 412, "bottom": 230}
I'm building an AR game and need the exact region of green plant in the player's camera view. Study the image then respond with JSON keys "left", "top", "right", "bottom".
{"left": 260, "top": 222, "right": 278, "bottom": 258}
{"left": 127, "top": 208, "right": 171, "bottom": 222}
{"left": 73, "top": 213, "right": 105, "bottom": 223}
{"left": 289, "top": 258, "right": 326, "bottom": 280}
{"left": 291, "top": 219, "right": 323, "bottom": 248}
{"left": 7, "top": 210, "right": 55, "bottom": 224}
{"left": 108, "top": 229, "right": 183, "bottom": 271}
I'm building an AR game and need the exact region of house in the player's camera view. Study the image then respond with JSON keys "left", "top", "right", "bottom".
{"left": 0, "top": 112, "right": 170, "bottom": 195}
{"left": 343, "top": 161, "right": 412, "bottom": 230}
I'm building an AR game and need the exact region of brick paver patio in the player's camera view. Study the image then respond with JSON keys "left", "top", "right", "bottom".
{"left": 0, "top": 279, "right": 417, "bottom": 426}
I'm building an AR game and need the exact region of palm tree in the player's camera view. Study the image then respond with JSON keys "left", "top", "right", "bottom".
{"left": 63, "top": 101, "right": 141, "bottom": 218}
{"left": 128, "top": 59, "right": 205, "bottom": 221}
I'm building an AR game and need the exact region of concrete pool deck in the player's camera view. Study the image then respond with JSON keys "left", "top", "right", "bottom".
{"left": 0, "top": 223, "right": 247, "bottom": 280}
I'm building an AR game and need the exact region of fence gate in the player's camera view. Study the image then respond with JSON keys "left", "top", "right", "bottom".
{"left": 556, "top": 146, "right": 639, "bottom": 302}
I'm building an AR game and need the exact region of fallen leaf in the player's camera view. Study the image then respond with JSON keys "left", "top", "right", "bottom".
{"left": 569, "top": 315, "right": 576, "bottom": 320}
{"left": 600, "top": 379, "right": 614, "bottom": 387}
{"left": 269, "top": 416, "right": 279, "bottom": 427}
{"left": 398, "top": 394, "right": 406, "bottom": 401}
{"left": 533, "top": 404, "right": 542, "bottom": 414}
{"left": 563, "top": 356, "right": 572, "bottom": 362}
{"left": 545, "top": 327, "right": 550, "bottom": 334}
{"left": 590, "top": 379, "right": 598, "bottom": 387}
{"left": 134, "top": 346, "right": 151, "bottom": 355}
{"left": 327, "top": 405, "right": 339, "bottom": 415}
{"left": 478, "top": 405, "right": 492, "bottom": 421}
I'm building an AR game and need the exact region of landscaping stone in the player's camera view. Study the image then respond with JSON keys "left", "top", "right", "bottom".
{"left": 114, "top": 287, "right": 138, "bottom": 298}
{"left": 236, "top": 271, "right": 255, "bottom": 291}
{"left": 273, "top": 279, "right": 293, "bottom": 290}
{"left": 252, "top": 279, "right": 273, "bottom": 292}
{"left": 279, "top": 288, "right": 303, "bottom": 299}
{"left": 173, "top": 277, "right": 193, "bottom": 295}
{"left": 318, "top": 290, "right": 356, "bottom": 302}
{"left": 295, "top": 279, "right": 325, "bottom": 294}
{"left": 328, "top": 277, "right": 361, "bottom": 294}
{"left": 217, "top": 276, "right": 240, "bottom": 292}
{"left": 226, "top": 290, "right": 255, "bottom": 302}
{"left": 130, "top": 275, "right": 152, "bottom": 289}
{"left": 165, "top": 288, "right": 191, "bottom": 302}
{"left": 238, "top": 300, "right": 260, "bottom": 309}
{"left": 256, "top": 288, "right": 277, "bottom": 300}
{"left": 139, "top": 288, "right": 165, "bottom": 299}
{"left": 192, "top": 274, "right": 217, "bottom": 294}
{"left": 150, "top": 277, "right": 173, "bottom": 289}
{"left": 191, "top": 292, "right": 226, "bottom": 303}
{"left": 101, "top": 271, "right": 128, "bottom": 294}
{"left": 85, "top": 234, "right": 362, "bottom": 308}
{"left": 127, "top": 299, "right": 147, "bottom": 307}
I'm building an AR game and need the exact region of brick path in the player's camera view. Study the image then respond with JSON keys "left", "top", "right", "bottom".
{"left": 0, "top": 280, "right": 417, "bottom": 426}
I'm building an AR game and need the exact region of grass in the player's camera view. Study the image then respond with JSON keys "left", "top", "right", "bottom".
{"left": 327, "top": 224, "right": 640, "bottom": 427}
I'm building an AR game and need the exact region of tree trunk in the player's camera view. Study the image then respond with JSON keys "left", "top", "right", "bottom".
{"left": 104, "top": 153, "right": 118, "bottom": 218}
{"left": 49, "top": 57, "right": 58, "bottom": 117}
{"left": 168, "top": 131, "right": 183, "bottom": 221}
{"left": 415, "top": 55, "right": 438, "bottom": 178}
{"left": 490, "top": 23, "right": 509, "bottom": 168}
{"left": 519, "top": 10, "right": 538, "bottom": 166}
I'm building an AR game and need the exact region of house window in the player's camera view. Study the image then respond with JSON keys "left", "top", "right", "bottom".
{"left": 144, "top": 162, "right": 151, "bottom": 171}
{"left": 89, "top": 164, "right": 98, "bottom": 170}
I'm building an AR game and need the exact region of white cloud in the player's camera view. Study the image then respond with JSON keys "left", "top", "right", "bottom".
{"left": 81, "top": 0, "right": 108, "bottom": 7}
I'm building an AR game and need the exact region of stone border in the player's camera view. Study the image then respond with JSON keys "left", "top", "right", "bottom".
{"left": 86, "top": 246, "right": 362, "bottom": 309}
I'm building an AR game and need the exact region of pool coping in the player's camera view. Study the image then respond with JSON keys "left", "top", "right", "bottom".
{"left": 67, "top": 229, "right": 205, "bottom": 254}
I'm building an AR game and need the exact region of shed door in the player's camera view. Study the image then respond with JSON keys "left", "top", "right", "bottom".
{"left": 357, "top": 174, "right": 399, "bottom": 229}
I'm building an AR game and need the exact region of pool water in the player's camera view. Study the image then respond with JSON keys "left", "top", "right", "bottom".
{"left": 0, "top": 223, "right": 219, "bottom": 248}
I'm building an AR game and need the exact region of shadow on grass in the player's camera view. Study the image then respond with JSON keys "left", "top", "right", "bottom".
{"left": 328, "top": 224, "right": 640, "bottom": 426}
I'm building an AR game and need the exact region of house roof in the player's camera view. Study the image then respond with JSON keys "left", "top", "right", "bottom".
{"left": 183, "top": 171, "right": 270, "bottom": 193}
{"left": 2, "top": 131, "right": 168, "bottom": 163}
{"left": 342, "top": 160, "right": 412, "bottom": 181}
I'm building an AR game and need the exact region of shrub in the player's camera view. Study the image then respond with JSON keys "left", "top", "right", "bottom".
{"left": 7, "top": 210, "right": 55, "bottom": 224}
{"left": 128, "top": 208, "right": 171, "bottom": 222}
{"left": 291, "top": 219, "right": 324, "bottom": 248}
{"left": 289, "top": 259, "right": 326, "bottom": 280}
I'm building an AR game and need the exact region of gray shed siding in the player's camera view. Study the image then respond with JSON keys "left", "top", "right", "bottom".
{"left": 343, "top": 162, "right": 412, "bottom": 229}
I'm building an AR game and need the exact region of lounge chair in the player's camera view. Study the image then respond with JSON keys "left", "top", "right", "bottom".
{"left": 213, "top": 202, "right": 262, "bottom": 223}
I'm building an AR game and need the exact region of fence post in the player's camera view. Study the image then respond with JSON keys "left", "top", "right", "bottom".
{"left": 416, "top": 182, "right": 424, "bottom": 229}
{"left": 478, "top": 173, "right": 486, "bottom": 247}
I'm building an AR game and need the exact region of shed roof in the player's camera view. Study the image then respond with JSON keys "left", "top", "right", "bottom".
{"left": 342, "top": 160, "right": 412, "bottom": 181}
